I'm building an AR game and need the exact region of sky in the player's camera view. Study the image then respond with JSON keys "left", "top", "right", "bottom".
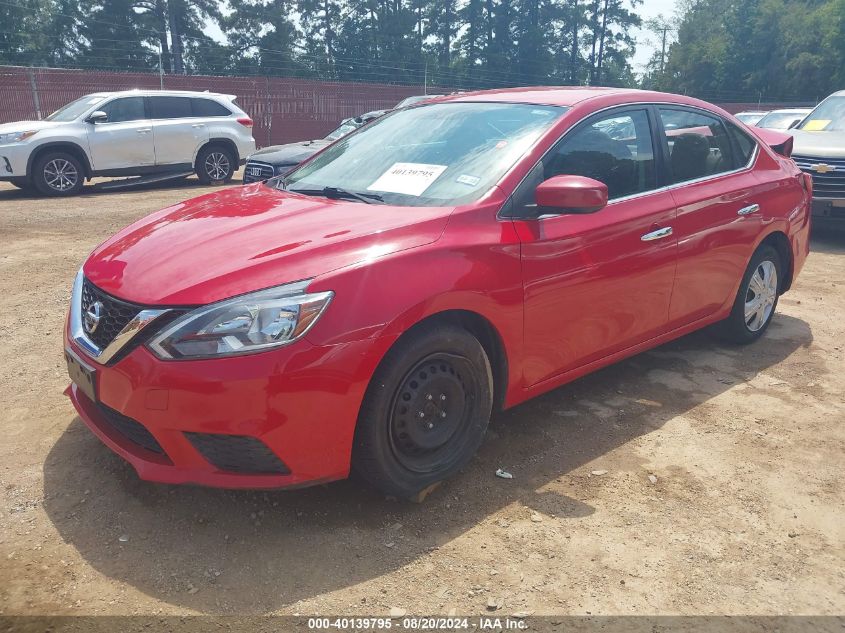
{"left": 631, "top": 0, "right": 678, "bottom": 73}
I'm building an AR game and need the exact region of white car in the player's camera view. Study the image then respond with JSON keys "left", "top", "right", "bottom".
{"left": 0, "top": 90, "right": 256, "bottom": 196}
{"left": 755, "top": 108, "right": 813, "bottom": 130}
{"left": 734, "top": 110, "right": 769, "bottom": 125}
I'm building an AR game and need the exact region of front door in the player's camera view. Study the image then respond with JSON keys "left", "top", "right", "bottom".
{"left": 512, "top": 107, "right": 678, "bottom": 386}
{"left": 86, "top": 96, "right": 155, "bottom": 170}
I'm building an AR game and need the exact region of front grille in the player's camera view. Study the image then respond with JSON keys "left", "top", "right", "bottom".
{"left": 793, "top": 155, "right": 845, "bottom": 199}
{"left": 98, "top": 404, "right": 166, "bottom": 455}
{"left": 81, "top": 279, "right": 142, "bottom": 350}
{"left": 185, "top": 433, "right": 290, "bottom": 475}
{"left": 243, "top": 160, "right": 276, "bottom": 183}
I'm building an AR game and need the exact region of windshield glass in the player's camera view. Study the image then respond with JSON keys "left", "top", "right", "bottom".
{"left": 757, "top": 111, "right": 806, "bottom": 129}
{"left": 799, "top": 96, "right": 845, "bottom": 131}
{"left": 281, "top": 102, "right": 566, "bottom": 206}
{"left": 324, "top": 122, "right": 359, "bottom": 141}
{"left": 45, "top": 95, "right": 106, "bottom": 122}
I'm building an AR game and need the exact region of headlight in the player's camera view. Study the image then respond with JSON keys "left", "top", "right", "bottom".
{"left": 147, "top": 281, "right": 333, "bottom": 360}
{"left": 0, "top": 130, "right": 38, "bottom": 143}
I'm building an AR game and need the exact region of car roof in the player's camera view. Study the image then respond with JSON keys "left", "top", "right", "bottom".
{"left": 85, "top": 90, "right": 236, "bottom": 100}
{"left": 735, "top": 110, "right": 769, "bottom": 115}
{"left": 764, "top": 108, "right": 812, "bottom": 114}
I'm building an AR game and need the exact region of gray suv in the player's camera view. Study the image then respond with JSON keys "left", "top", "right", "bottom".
{"left": 789, "top": 90, "right": 845, "bottom": 224}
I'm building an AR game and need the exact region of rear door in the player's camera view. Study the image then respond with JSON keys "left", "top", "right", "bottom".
{"left": 149, "top": 96, "right": 209, "bottom": 166}
{"left": 657, "top": 107, "right": 767, "bottom": 328}
{"left": 86, "top": 96, "right": 155, "bottom": 170}
{"left": 512, "top": 107, "right": 678, "bottom": 386}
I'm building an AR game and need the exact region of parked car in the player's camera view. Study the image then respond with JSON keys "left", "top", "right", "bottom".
{"left": 242, "top": 110, "right": 385, "bottom": 184}
{"left": 0, "top": 90, "right": 255, "bottom": 196}
{"left": 788, "top": 90, "right": 845, "bottom": 223}
{"left": 755, "top": 108, "right": 812, "bottom": 130}
{"left": 394, "top": 94, "right": 444, "bottom": 108}
{"left": 65, "top": 88, "right": 810, "bottom": 498}
{"left": 734, "top": 111, "right": 769, "bottom": 125}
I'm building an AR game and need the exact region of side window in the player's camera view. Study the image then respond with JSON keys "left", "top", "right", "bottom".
{"left": 100, "top": 97, "right": 146, "bottom": 123}
{"left": 512, "top": 109, "right": 657, "bottom": 215}
{"left": 149, "top": 96, "right": 193, "bottom": 119}
{"left": 659, "top": 108, "right": 736, "bottom": 183}
{"left": 192, "top": 98, "right": 231, "bottom": 117}
{"left": 726, "top": 122, "right": 757, "bottom": 166}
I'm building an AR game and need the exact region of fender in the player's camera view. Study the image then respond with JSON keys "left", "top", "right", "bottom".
{"left": 26, "top": 141, "right": 93, "bottom": 178}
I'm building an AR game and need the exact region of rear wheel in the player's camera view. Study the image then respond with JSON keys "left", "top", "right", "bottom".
{"left": 352, "top": 324, "right": 493, "bottom": 498}
{"left": 715, "top": 245, "right": 782, "bottom": 344}
{"left": 196, "top": 145, "right": 235, "bottom": 184}
{"left": 32, "top": 151, "right": 84, "bottom": 196}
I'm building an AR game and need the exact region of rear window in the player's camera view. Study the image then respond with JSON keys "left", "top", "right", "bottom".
{"left": 659, "top": 108, "right": 736, "bottom": 183}
{"left": 192, "top": 98, "right": 231, "bottom": 117}
{"left": 150, "top": 96, "right": 192, "bottom": 119}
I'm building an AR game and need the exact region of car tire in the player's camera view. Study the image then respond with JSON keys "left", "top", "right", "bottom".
{"left": 32, "top": 151, "right": 84, "bottom": 196}
{"left": 196, "top": 145, "right": 235, "bottom": 184}
{"left": 352, "top": 324, "right": 494, "bottom": 499}
{"left": 9, "top": 177, "right": 32, "bottom": 190}
{"left": 715, "top": 244, "right": 783, "bottom": 344}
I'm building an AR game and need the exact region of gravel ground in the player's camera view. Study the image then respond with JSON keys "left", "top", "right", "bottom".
{"left": 0, "top": 174, "right": 843, "bottom": 618}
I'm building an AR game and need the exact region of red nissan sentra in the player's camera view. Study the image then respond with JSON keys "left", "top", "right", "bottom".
{"left": 64, "top": 87, "right": 811, "bottom": 498}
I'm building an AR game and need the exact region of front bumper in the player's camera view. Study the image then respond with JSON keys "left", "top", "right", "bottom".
{"left": 0, "top": 143, "right": 29, "bottom": 178}
{"left": 64, "top": 333, "right": 386, "bottom": 489}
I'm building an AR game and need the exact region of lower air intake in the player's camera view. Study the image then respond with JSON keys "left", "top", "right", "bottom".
{"left": 98, "top": 404, "right": 166, "bottom": 455}
{"left": 185, "top": 433, "right": 290, "bottom": 475}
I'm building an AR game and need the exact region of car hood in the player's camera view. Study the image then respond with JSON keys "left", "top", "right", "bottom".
{"left": 249, "top": 140, "right": 331, "bottom": 165}
{"left": 83, "top": 184, "right": 453, "bottom": 306}
{"left": 0, "top": 120, "right": 67, "bottom": 135}
{"left": 789, "top": 129, "right": 845, "bottom": 159}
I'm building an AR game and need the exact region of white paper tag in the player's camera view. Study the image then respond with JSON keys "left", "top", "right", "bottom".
{"left": 367, "top": 163, "right": 447, "bottom": 197}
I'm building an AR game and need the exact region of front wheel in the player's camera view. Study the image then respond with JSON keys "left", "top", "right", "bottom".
{"left": 32, "top": 152, "right": 84, "bottom": 196}
{"left": 715, "top": 244, "right": 783, "bottom": 344}
{"left": 352, "top": 324, "right": 493, "bottom": 499}
{"left": 196, "top": 145, "right": 235, "bottom": 184}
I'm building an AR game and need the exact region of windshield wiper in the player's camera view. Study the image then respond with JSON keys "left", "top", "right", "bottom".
{"left": 286, "top": 186, "right": 384, "bottom": 204}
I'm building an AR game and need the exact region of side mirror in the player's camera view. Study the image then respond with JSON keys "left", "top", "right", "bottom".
{"left": 535, "top": 175, "right": 608, "bottom": 214}
{"left": 86, "top": 110, "right": 108, "bottom": 124}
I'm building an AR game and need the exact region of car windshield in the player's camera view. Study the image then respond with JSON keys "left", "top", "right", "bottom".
{"left": 279, "top": 102, "right": 566, "bottom": 206}
{"left": 324, "top": 122, "right": 360, "bottom": 141}
{"left": 799, "top": 96, "right": 845, "bottom": 131}
{"left": 45, "top": 95, "right": 107, "bottom": 122}
{"left": 757, "top": 111, "right": 806, "bottom": 129}
{"left": 735, "top": 112, "right": 766, "bottom": 124}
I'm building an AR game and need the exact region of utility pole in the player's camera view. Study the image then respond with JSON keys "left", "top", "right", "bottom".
{"left": 158, "top": 41, "right": 164, "bottom": 89}
{"left": 660, "top": 26, "right": 668, "bottom": 75}
{"left": 424, "top": 61, "right": 428, "bottom": 95}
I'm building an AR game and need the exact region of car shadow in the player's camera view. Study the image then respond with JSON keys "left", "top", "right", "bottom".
{"left": 809, "top": 224, "right": 845, "bottom": 253}
{"left": 41, "top": 315, "right": 812, "bottom": 613}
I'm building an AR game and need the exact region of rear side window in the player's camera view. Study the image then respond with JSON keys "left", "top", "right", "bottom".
{"left": 726, "top": 122, "right": 757, "bottom": 165}
{"left": 192, "top": 98, "right": 231, "bottom": 117}
{"left": 659, "top": 108, "right": 735, "bottom": 183}
{"left": 101, "top": 97, "right": 146, "bottom": 123}
{"left": 150, "top": 96, "right": 193, "bottom": 119}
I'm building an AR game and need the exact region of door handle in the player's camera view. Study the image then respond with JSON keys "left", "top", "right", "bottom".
{"left": 136, "top": 128, "right": 151, "bottom": 133}
{"left": 192, "top": 123, "right": 205, "bottom": 128}
{"left": 641, "top": 227, "right": 673, "bottom": 241}
{"left": 738, "top": 203, "right": 760, "bottom": 216}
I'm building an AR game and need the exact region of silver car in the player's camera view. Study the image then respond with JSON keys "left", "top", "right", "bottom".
{"left": 789, "top": 91, "right": 845, "bottom": 223}
{"left": 0, "top": 90, "right": 256, "bottom": 196}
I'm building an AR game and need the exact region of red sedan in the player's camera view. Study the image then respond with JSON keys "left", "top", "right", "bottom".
{"left": 64, "top": 87, "right": 811, "bottom": 498}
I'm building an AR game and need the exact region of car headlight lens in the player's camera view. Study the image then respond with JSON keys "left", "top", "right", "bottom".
{"left": 147, "top": 281, "right": 333, "bottom": 360}
{"left": 0, "top": 130, "right": 38, "bottom": 143}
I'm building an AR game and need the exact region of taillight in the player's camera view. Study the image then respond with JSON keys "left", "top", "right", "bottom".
{"left": 237, "top": 117, "right": 253, "bottom": 128}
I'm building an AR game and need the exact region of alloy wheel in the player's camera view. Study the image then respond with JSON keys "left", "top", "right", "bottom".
{"left": 204, "top": 152, "right": 231, "bottom": 181}
{"left": 44, "top": 158, "right": 79, "bottom": 192}
{"left": 744, "top": 259, "right": 778, "bottom": 332}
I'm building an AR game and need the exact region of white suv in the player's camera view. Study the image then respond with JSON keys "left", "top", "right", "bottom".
{"left": 0, "top": 90, "right": 256, "bottom": 196}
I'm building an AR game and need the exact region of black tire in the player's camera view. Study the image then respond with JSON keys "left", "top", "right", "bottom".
{"left": 352, "top": 324, "right": 494, "bottom": 498}
{"left": 196, "top": 145, "right": 235, "bottom": 184}
{"left": 9, "top": 177, "right": 32, "bottom": 190}
{"left": 32, "top": 151, "right": 84, "bottom": 196}
{"left": 714, "top": 244, "right": 783, "bottom": 344}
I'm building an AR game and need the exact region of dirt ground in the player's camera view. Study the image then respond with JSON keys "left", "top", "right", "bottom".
{"left": 0, "top": 174, "right": 843, "bottom": 619}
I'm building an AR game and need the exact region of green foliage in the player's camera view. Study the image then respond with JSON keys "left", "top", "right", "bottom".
{"left": 659, "top": 0, "right": 844, "bottom": 101}
{"left": 0, "top": 0, "right": 644, "bottom": 88}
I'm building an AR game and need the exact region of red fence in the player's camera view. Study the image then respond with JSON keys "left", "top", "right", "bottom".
{"left": 0, "top": 65, "right": 429, "bottom": 147}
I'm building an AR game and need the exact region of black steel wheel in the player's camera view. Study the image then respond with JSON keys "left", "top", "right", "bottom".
{"left": 353, "top": 324, "right": 493, "bottom": 498}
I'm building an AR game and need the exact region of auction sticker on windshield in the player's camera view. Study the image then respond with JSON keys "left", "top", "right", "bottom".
{"left": 368, "top": 163, "right": 447, "bottom": 196}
